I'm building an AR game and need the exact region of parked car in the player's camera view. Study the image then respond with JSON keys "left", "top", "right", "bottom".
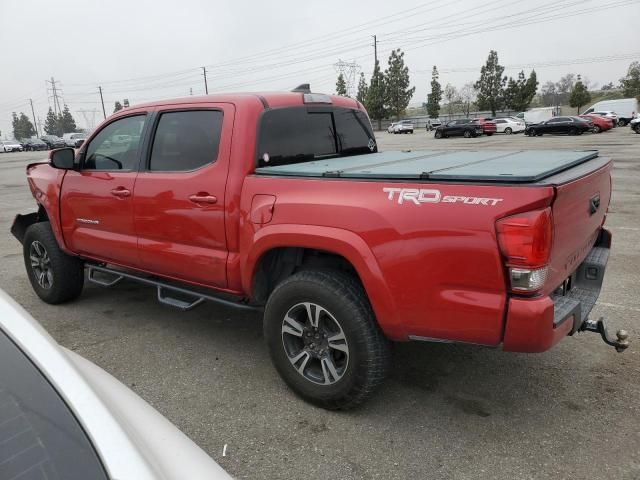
{"left": 11, "top": 89, "right": 628, "bottom": 410}
{"left": 588, "top": 111, "right": 619, "bottom": 126}
{"left": 525, "top": 116, "right": 592, "bottom": 136}
{"left": 1, "top": 140, "right": 24, "bottom": 152}
{"left": 425, "top": 118, "right": 442, "bottom": 131}
{"left": 391, "top": 120, "right": 414, "bottom": 134}
{"left": 434, "top": 118, "right": 484, "bottom": 138}
{"left": 41, "top": 135, "right": 66, "bottom": 149}
{"left": 23, "top": 137, "right": 49, "bottom": 151}
{"left": 473, "top": 117, "right": 497, "bottom": 135}
{"left": 0, "top": 289, "right": 231, "bottom": 480}
{"left": 387, "top": 122, "right": 396, "bottom": 133}
{"left": 63, "top": 132, "right": 88, "bottom": 147}
{"left": 494, "top": 117, "right": 525, "bottom": 134}
{"left": 583, "top": 98, "right": 638, "bottom": 126}
{"left": 580, "top": 114, "right": 613, "bottom": 133}
{"left": 631, "top": 116, "right": 640, "bottom": 133}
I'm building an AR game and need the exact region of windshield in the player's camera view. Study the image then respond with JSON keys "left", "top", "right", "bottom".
{"left": 257, "top": 106, "right": 376, "bottom": 168}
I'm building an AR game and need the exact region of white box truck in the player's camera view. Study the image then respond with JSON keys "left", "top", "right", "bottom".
{"left": 583, "top": 98, "right": 639, "bottom": 126}
{"left": 516, "top": 107, "right": 555, "bottom": 125}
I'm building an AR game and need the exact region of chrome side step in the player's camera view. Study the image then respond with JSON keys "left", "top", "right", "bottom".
{"left": 86, "top": 264, "right": 261, "bottom": 312}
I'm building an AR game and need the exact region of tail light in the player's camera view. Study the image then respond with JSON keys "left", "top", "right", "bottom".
{"left": 496, "top": 208, "right": 553, "bottom": 293}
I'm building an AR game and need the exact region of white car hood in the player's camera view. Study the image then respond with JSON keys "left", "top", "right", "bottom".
{"left": 0, "top": 291, "right": 231, "bottom": 480}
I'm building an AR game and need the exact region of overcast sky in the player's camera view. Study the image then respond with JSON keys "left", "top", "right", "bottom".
{"left": 0, "top": 0, "right": 638, "bottom": 137}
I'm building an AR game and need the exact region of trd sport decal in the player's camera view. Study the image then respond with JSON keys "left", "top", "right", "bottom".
{"left": 383, "top": 187, "right": 503, "bottom": 206}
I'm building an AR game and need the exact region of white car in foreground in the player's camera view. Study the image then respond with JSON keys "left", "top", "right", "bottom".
{"left": 0, "top": 289, "right": 231, "bottom": 480}
{"left": 391, "top": 120, "right": 414, "bottom": 134}
{"left": 494, "top": 117, "right": 526, "bottom": 134}
{"left": 1, "top": 140, "right": 24, "bottom": 152}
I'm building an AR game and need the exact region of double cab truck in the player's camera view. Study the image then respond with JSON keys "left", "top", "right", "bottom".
{"left": 12, "top": 86, "right": 628, "bottom": 409}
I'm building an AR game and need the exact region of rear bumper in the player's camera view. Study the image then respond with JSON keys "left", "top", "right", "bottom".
{"left": 503, "top": 228, "right": 611, "bottom": 353}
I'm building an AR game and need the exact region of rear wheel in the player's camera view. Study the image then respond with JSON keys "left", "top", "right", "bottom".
{"left": 463, "top": 130, "right": 472, "bottom": 138}
{"left": 618, "top": 119, "right": 627, "bottom": 127}
{"left": 504, "top": 127, "right": 512, "bottom": 135}
{"left": 264, "top": 270, "right": 391, "bottom": 410}
{"left": 569, "top": 127, "right": 578, "bottom": 135}
{"left": 485, "top": 132, "right": 494, "bottom": 136}
{"left": 23, "top": 222, "right": 84, "bottom": 304}
{"left": 593, "top": 125, "right": 601, "bottom": 133}
{"left": 435, "top": 130, "right": 442, "bottom": 139}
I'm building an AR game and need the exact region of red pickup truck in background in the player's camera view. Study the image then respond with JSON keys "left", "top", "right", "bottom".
{"left": 12, "top": 86, "right": 628, "bottom": 409}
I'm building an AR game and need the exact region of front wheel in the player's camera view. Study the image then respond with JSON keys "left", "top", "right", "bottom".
{"left": 568, "top": 127, "right": 578, "bottom": 135}
{"left": 435, "top": 130, "right": 442, "bottom": 139}
{"left": 463, "top": 130, "right": 472, "bottom": 138}
{"left": 485, "top": 132, "right": 494, "bottom": 136}
{"left": 618, "top": 119, "right": 627, "bottom": 127}
{"left": 264, "top": 270, "right": 391, "bottom": 410}
{"left": 23, "top": 222, "right": 84, "bottom": 304}
{"left": 504, "top": 127, "right": 512, "bottom": 135}
{"left": 593, "top": 125, "right": 601, "bottom": 133}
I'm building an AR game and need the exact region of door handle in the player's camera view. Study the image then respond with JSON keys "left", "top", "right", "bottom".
{"left": 110, "top": 187, "right": 131, "bottom": 198}
{"left": 189, "top": 193, "right": 217, "bottom": 204}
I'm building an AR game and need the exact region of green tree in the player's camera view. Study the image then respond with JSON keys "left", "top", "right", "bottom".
{"left": 601, "top": 82, "right": 615, "bottom": 91}
{"left": 426, "top": 66, "right": 442, "bottom": 118}
{"left": 356, "top": 72, "right": 368, "bottom": 104}
{"left": 620, "top": 61, "right": 640, "bottom": 98}
{"left": 44, "top": 108, "right": 61, "bottom": 136}
{"left": 114, "top": 101, "right": 123, "bottom": 113}
{"left": 12, "top": 112, "right": 36, "bottom": 140}
{"left": 474, "top": 50, "right": 506, "bottom": 116}
{"left": 335, "top": 73, "right": 347, "bottom": 96}
{"left": 384, "top": 49, "right": 415, "bottom": 120}
{"left": 59, "top": 105, "right": 77, "bottom": 133}
{"left": 365, "top": 60, "right": 387, "bottom": 130}
{"left": 503, "top": 70, "right": 537, "bottom": 112}
{"left": 569, "top": 75, "right": 591, "bottom": 114}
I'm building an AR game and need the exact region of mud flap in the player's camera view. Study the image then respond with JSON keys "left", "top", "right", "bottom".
{"left": 11, "top": 213, "right": 39, "bottom": 244}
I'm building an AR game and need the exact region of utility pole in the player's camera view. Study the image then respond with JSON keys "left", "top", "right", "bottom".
{"left": 372, "top": 35, "right": 378, "bottom": 66}
{"left": 98, "top": 86, "right": 106, "bottom": 119}
{"left": 29, "top": 99, "right": 38, "bottom": 137}
{"left": 201, "top": 66, "right": 209, "bottom": 95}
{"left": 190, "top": 87, "right": 193, "bottom": 96}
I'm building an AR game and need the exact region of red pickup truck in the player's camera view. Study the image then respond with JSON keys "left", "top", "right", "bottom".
{"left": 12, "top": 87, "right": 628, "bottom": 409}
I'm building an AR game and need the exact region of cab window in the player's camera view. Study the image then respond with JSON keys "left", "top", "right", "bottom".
{"left": 83, "top": 115, "right": 146, "bottom": 171}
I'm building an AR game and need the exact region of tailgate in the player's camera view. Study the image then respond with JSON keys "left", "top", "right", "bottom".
{"left": 546, "top": 160, "right": 612, "bottom": 294}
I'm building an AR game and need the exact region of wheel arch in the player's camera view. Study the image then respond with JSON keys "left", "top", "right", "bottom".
{"left": 242, "top": 225, "right": 404, "bottom": 339}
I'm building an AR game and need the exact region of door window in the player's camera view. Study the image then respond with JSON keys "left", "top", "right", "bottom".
{"left": 149, "top": 110, "right": 223, "bottom": 171}
{"left": 83, "top": 115, "right": 146, "bottom": 171}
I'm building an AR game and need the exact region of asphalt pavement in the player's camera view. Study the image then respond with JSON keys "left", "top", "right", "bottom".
{"left": 0, "top": 127, "right": 638, "bottom": 479}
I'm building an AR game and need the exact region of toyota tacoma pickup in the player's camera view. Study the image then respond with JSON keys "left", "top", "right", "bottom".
{"left": 12, "top": 86, "right": 628, "bottom": 409}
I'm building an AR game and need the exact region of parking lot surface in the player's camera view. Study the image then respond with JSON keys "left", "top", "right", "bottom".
{"left": 0, "top": 128, "right": 638, "bottom": 479}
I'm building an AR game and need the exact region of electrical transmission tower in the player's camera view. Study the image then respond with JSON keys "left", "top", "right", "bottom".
{"left": 334, "top": 60, "right": 360, "bottom": 98}
{"left": 46, "top": 77, "right": 64, "bottom": 115}
{"left": 77, "top": 109, "right": 99, "bottom": 131}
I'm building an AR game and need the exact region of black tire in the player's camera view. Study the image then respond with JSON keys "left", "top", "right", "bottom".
{"left": 435, "top": 130, "right": 442, "bottom": 139}
{"left": 593, "top": 125, "right": 601, "bottom": 133}
{"left": 264, "top": 270, "right": 391, "bottom": 410}
{"left": 463, "top": 130, "right": 472, "bottom": 138}
{"left": 568, "top": 127, "right": 578, "bottom": 135}
{"left": 504, "top": 127, "right": 512, "bottom": 135}
{"left": 618, "top": 119, "right": 626, "bottom": 127}
{"left": 23, "top": 222, "right": 84, "bottom": 304}
{"left": 485, "top": 132, "right": 494, "bottom": 136}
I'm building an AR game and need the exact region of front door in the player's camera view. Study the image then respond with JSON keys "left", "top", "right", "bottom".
{"left": 60, "top": 113, "right": 148, "bottom": 266}
{"left": 133, "top": 104, "right": 234, "bottom": 289}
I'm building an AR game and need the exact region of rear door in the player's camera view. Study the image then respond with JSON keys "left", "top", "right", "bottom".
{"left": 60, "top": 113, "right": 148, "bottom": 266}
{"left": 132, "top": 103, "right": 234, "bottom": 288}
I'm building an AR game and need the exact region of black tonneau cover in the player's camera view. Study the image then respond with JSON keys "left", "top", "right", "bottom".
{"left": 254, "top": 150, "right": 600, "bottom": 183}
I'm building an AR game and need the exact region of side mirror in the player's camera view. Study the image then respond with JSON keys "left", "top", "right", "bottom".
{"left": 49, "top": 148, "right": 75, "bottom": 169}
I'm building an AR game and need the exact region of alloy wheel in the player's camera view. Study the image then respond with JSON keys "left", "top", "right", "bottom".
{"left": 29, "top": 241, "right": 53, "bottom": 289}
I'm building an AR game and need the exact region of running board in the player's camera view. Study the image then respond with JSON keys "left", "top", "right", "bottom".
{"left": 86, "top": 265, "right": 260, "bottom": 312}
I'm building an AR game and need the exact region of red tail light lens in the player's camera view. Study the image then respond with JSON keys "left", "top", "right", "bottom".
{"left": 496, "top": 208, "right": 553, "bottom": 268}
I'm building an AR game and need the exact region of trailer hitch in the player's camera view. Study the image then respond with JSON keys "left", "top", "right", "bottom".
{"left": 581, "top": 317, "right": 629, "bottom": 352}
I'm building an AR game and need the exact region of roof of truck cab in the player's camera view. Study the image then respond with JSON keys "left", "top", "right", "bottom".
{"left": 129, "top": 92, "right": 361, "bottom": 110}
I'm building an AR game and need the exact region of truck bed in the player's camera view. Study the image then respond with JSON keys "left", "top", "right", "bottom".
{"left": 254, "top": 150, "right": 600, "bottom": 183}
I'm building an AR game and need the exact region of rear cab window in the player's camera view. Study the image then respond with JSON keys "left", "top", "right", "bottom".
{"left": 257, "top": 107, "right": 376, "bottom": 168}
